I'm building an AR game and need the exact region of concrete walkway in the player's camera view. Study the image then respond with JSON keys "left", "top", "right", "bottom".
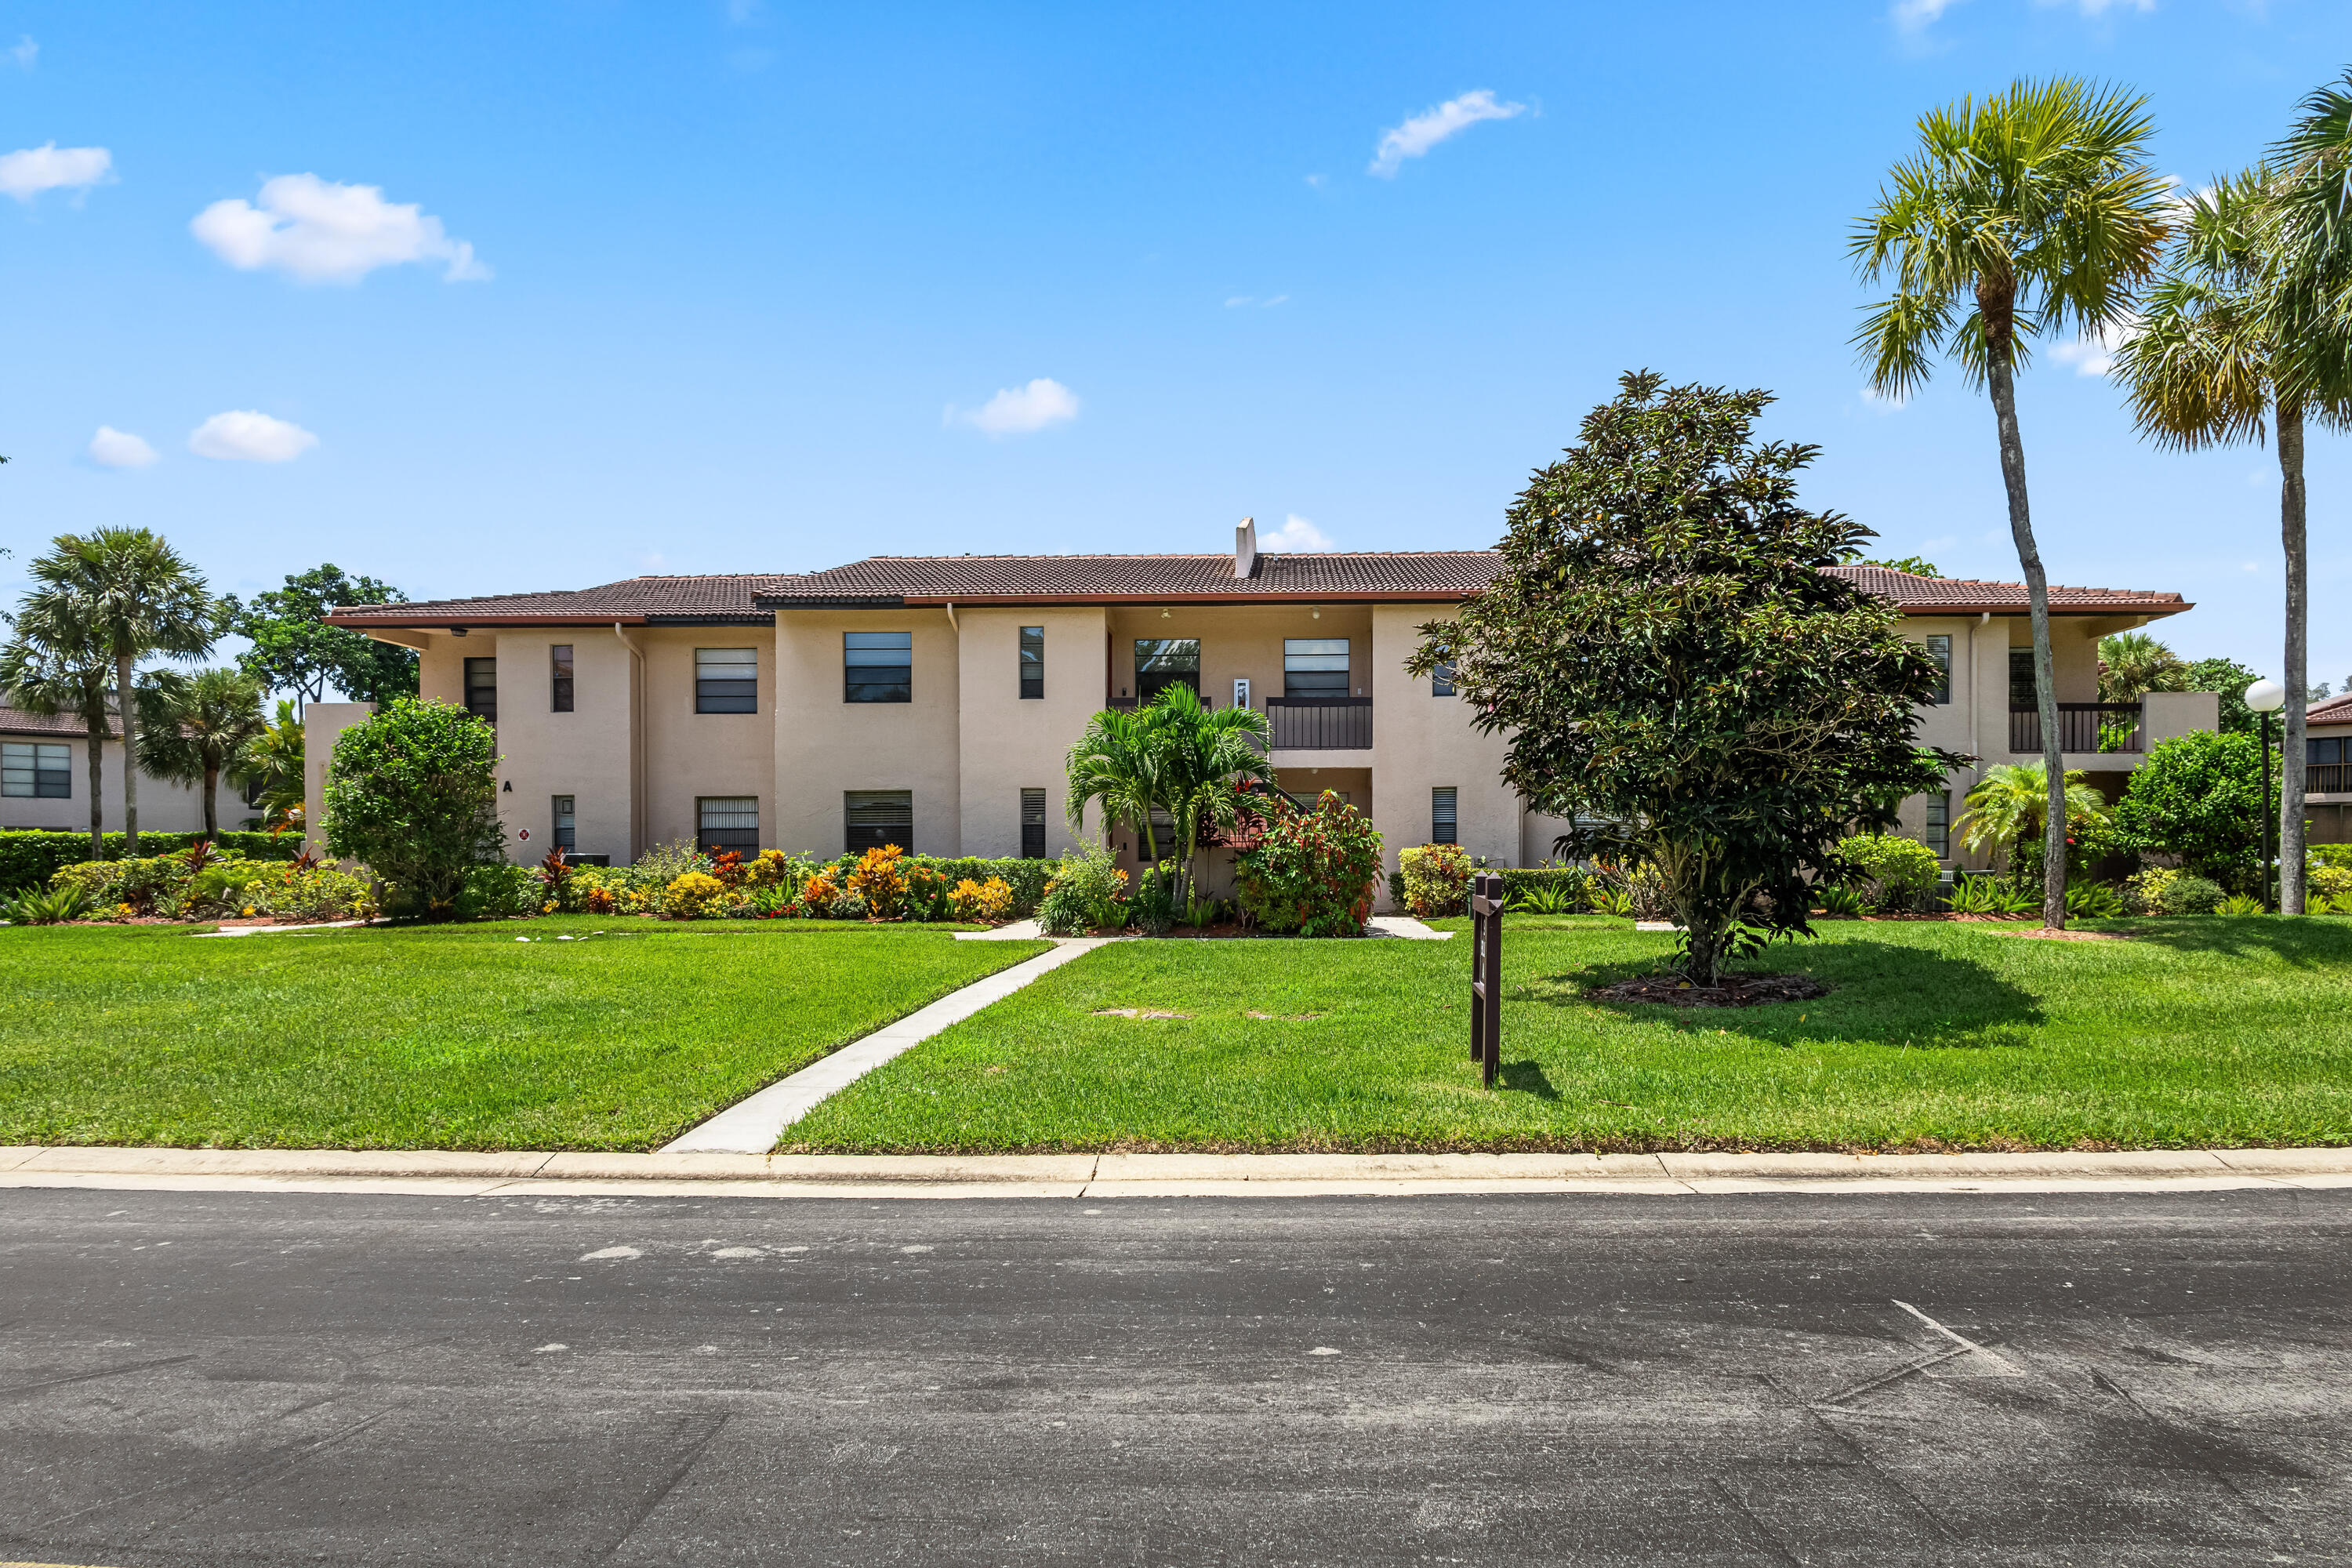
{"left": 660, "top": 937, "right": 1114, "bottom": 1153}
{"left": 4, "top": 1145, "right": 2345, "bottom": 1201}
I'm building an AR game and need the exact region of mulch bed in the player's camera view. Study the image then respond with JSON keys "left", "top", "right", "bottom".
{"left": 1591, "top": 972, "right": 1833, "bottom": 1008}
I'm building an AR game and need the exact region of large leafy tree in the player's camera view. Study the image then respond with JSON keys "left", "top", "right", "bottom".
{"left": 2112, "top": 729, "right": 2277, "bottom": 892}
{"left": 225, "top": 564, "right": 419, "bottom": 706}
{"left": 24, "top": 529, "right": 220, "bottom": 854}
{"left": 0, "top": 597, "right": 115, "bottom": 854}
{"left": 1407, "top": 372, "right": 1961, "bottom": 985}
{"left": 136, "top": 667, "right": 270, "bottom": 840}
{"left": 2185, "top": 656, "right": 2262, "bottom": 735}
{"left": 1851, "top": 78, "right": 2172, "bottom": 928}
{"left": 324, "top": 697, "right": 504, "bottom": 916}
{"left": 2114, "top": 165, "right": 2352, "bottom": 915}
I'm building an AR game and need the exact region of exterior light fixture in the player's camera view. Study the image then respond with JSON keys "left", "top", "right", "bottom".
{"left": 2245, "top": 679, "right": 2286, "bottom": 913}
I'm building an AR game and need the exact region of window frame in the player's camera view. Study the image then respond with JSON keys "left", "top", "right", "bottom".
{"left": 1923, "top": 789, "right": 1951, "bottom": 858}
{"left": 1431, "top": 786, "right": 1458, "bottom": 846}
{"left": 844, "top": 632, "right": 913, "bottom": 705}
{"left": 1283, "top": 637, "right": 1352, "bottom": 700}
{"left": 844, "top": 789, "right": 913, "bottom": 855}
{"left": 1020, "top": 787, "right": 1047, "bottom": 859}
{"left": 1133, "top": 638, "right": 1200, "bottom": 704}
{"left": 695, "top": 647, "right": 759, "bottom": 715}
{"left": 550, "top": 644, "right": 575, "bottom": 713}
{"left": 1922, "top": 634, "right": 1951, "bottom": 706}
{"left": 463, "top": 657, "right": 498, "bottom": 724}
{"left": 1018, "top": 626, "right": 1044, "bottom": 701}
{"left": 696, "top": 795, "right": 760, "bottom": 857}
{"left": 552, "top": 793, "right": 577, "bottom": 853}
{"left": 2, "top": 741, "right": 71, "bottom": 800}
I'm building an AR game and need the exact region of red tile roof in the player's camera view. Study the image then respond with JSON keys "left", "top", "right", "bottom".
{"left": 0, "top": 705, "right": 104, "bottom": 738}
{"left": 2309, "top": 693, "right": 2352, "bottom": 727}
{"left": 321, "top": 556, "right": 2192, "bottom": 623}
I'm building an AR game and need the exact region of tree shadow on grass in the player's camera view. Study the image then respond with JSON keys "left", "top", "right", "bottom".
{"left": 2108, "top": 916, "right": 2352, "bottom": 971}
{"left": 1499, "top": 1060, "right": 1561, "bottom": 1100}
{"left": 1508, "top": 937, "right": 2044, "bottom": 1051}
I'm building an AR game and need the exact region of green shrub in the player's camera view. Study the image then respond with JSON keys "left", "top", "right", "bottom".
{"left": 2165, "top": 874, "right": 2226, "bottom": 915}
{"left": 1037, "top": 841, "right": 1128, "bottom": 935}
{"left": 906, "top": 857, "right": 1058, "bottom": 917}
{"left": 2216, "top": 892, "right": 2265, "bottom": 916}
{"left": 2, "top": 883, "right": 94, "bottom": 924}
{"left": 1814, "top": 883, "right": 1866, "bottom": 917}
{"left": 1399, "top": 844, "right": 1473, "bottom": 918}
{"left": 2122, "top": 866, "right": 2179, "bottom": 916}
{"left": 0, "top": 829, "right": 301, "bottom": 893}
{"left": 2309, "top": 855, "right": 2352, "bottom": 905}
{"left": 324, "top": 698, "right": 505, "bottom": 916}
{"left": 265, "top": 866, "right": 376, "bottom": 923}
{"left": 456, "top": 862, "right": 537, "bottom": 920}
{"left": 2113, "top": 730, "right": 2272, "bottom": 891}
{"left": 1501, "top": 866, "right": 1589, "bottom": 907}
{"left": 2064, "top": 881, "right": 2124, "bottom": 919}
{"left": 1234, "top": 793, "right": 1384, "bottom": 937}
{"left": 1834, "top": 833, "right": 1943, "bottom": 912}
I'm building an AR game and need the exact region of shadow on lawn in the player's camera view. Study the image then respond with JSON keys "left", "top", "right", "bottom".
{"left": 1510, "top": 936, "right": 2044, "bottom": 1051}
{"left": 2111, "top": 915, "right": 2352, "bottom": 970}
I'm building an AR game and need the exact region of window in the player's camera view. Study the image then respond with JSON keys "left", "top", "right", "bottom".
{"left": 844, "top": 632, "right": 912, "bottom": 703}
{"left": 2310, "top": 737, "right": 2347, "bottom": 765}
{"left": 698, "top": 796, "right": 759, "bottom": 856}
{"left": 551, "top": 645, "right": 575, "bottom": 713}
{"left": 1431, "top": 786, "right": 1457, "bottom": 845}
{"left": 845, "top": 789, "right": 913, "bottom": 855}
{"left": 1432, "top": 658, "right": 1456, "bottom": 697}
{"left": 463, "top": 657, "right": 498, "bottom": 723}
{"left": 1, "top": 742, "right": 70, "bottom": 799}
{"left": 696, "top": 647, "right": 757, "bottom": 714}
{"left": 1284, "top": 637, "right": 1351, "bottom": 699}
{"left": 552, "top": 795, "right": 576, "bottom": 853}
{"left": 1019, "top": 627, "right": 1044, "bottom": 700}
{"left": 2009, "top": 648, "right": 2038, "bottom": 708}
{"left": 1021, "top": 787, "right": 1047, "bottom": 859}
{"left": 1923, "top": 635, "right": 1951, "bottom": 705}
{"left": 1923, "top": 790, "right": 1951, "bottom": 857}
{"left": 1134, "top": 639, "right": 1199, "bottom": 702}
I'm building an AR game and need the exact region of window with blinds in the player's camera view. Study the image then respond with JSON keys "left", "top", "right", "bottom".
{"left": 1923, "top": 790, "right": 1951, "bottom": 857}
{"left": 552, "top": 794, "right": 576, "bottom": 852}
{"left": 463, "top": 658, "right": 498, "bottom": 723}
{"left": 845, "top": 632, "right": 913, "bottom": 703}
{"left": 1, "top": 742, "right": 71, "bottom": 799}
{"left": 2009, "top": 648, "right": 2037, "bottom": 709}
{"left": 1019, "top": 627, "right": 1044, "bottom": 699}
{"left": 846, "top": 790, "right": 913, "bottom": 854}
{"left": 1283, "top": 637, "right": 1351, "bottom": 699}
{"left": 1021, "top": 788, "right": 1047, "bottom": 858}
{"left": 695, "top": 648, "right": 757, "bottom": 713}
{"left": 1923, "top": 635, "right": 1951, "bottom": 705}
{"left": 1134, "top": 638, "right": 1199, "bottom": 702}
{"left": 551, "top": 644, "right": 575, "bottom": 713}
{"left": 698, "top": 796, "right": 759, "bottom": 855}
{"left": 1431, "top": 786, "right": 1457, "bottom": 845}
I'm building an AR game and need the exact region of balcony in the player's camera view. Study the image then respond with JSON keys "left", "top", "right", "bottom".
{"left": 1266, "top": 697, "right": 1372, "bottom": 750}
{"left": 2009, "top": 703, "right": 2143, "bottom": 755}
{"left": 2312, "top": 762, "right": 2352, "bottom": 796}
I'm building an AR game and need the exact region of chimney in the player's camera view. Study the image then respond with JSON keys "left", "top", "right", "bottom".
{"left": 1233, "top": 516, "right": 1258, "bottom": 579}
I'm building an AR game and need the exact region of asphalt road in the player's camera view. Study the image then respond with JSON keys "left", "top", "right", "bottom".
{"left": 1, "top": 1188, "right": 2347, "bottom": 1567}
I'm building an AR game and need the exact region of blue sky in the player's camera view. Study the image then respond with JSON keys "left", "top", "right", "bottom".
{"left": 2, "top": 1, "right": 2346, "bottom": 692}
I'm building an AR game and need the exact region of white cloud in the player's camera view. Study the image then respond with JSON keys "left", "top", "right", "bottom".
{"left": 1891, "top": 0, "right": 1960, "bottom": 34}
{"left": 10, "top": 36, "right": 35, "bottom": 70}
{"left": 947, "top": 378, "right": 1080, "bottom": 437}
{"left": 188, "top": 411, "right": 318, "bottom": 463}
{"left": 1259, "top": 514, "right": 1334, "bottom": 553}
{"left": 191, "top": 173, "right": 489, "bottom": 285}
{"left": 2051, "top": 316, "right": 2138, "bottom": 377}
{"left": 88, "top": 426, "right": 158, "bottom": 469}
{"left": 2046, "top": 0, "right": 2153, "bottom": 13}
{"left": 0, "top": 143, "right": 112, "bottom": 201}
{"left": 1860, "top": 383, "right": 1908, "bottom": 412}
{"left": 1225, "top": 296, "right": 1254, "bottom": 308}
{"left": 1368, "top": 89, "right": 1526, "bottom": 178}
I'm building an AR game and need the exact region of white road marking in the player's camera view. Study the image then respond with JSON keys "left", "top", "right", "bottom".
{"left": 1309, "top": 1347, "right": 1341, "bottom": 1356}
{"left": 1892, "top": 1299, "right": 2022, "bottom": 1374}
{"left": 711, "top": 1247, "right": 762, "bottom": 1258}
{"left": 579, "top": 1245, "right": 643, "bottom": 1261}
{"left": 534, "top": 1343, "right": 568, "bottom": 1353}
{"left": 900, "top": 1244, "right": 934, "bottom": 1254}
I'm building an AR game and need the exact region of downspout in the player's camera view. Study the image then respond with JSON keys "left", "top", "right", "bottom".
{"left": 944, "top": 601, "right": 957, "bottom": 633}
{"left": 614, "top": 622, "right": 646, "bottom": 862}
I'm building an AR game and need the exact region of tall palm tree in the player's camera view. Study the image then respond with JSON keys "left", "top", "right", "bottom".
{"left": 136, "top": 668, "right": 270, "bottom": 840}
{"left": 1139, "top": 683, "right": 1272, "bottom": 909}
{"left": 1065, "top": 706, "right": 1167, "bottom": 862}
{"left": 1851, "top": 78, "right": 2172, "bottom": 928}
{"left": 238, "top": 699, "right": 306, "bottom": 830}
{"left": 2114, "top": 166, "right": 2352, "bottom": 915}
{"left": 0, "top": 598, "right": 116, "bottom": 855}
{"left": 26, "top": 529, "right": 220, "bottom": 853}
{"left": 2095, "top": 630, "right": 2190, "bottom": 703}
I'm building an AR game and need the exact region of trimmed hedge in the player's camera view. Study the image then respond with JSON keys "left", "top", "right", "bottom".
{"left": 1, "top": 830, "right": 304, "bottom": 892}
{"left": 818, "top": 854, "right": 1060, "bottom": 918}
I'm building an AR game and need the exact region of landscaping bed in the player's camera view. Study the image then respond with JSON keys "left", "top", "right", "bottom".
{"left": 782, "top": 916, "right": 2352, "bottom": 1154}
{"left": 0, "top": 917, "right": 1049, "bottom": 1150}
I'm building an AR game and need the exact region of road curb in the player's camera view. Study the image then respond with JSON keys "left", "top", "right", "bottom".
{"left": 3, "top": 1144, "right": 2347, "bottom": 1200}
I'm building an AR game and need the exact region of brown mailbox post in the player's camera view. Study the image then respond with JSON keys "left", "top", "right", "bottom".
{"left": 1468, "top": 871, "right": 1503, "bottom": 1088}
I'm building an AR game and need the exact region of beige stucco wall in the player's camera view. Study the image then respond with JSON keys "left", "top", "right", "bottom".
{"left": 486, "top": 630, "right": 643, "bottom": 863}
{"left": 955, "top": 607, "right": 1105, "bottom": 858}
{"left": 772, "top": 608, "right": 960, "bottom": 857}
{"left": 1367, "top": 604, "right": 1515, "bottom": 906}
{"left": 1106, "top": 603, "right": 1375, "bottom": 710}
{"left": 633, "top": 626, "right": 775, "bottom": 854}
{"left": 0, "top": 731, "right": 208, "bottom": 833}
{"left": 301, "top": 702, "right": 378, "bottom": 862}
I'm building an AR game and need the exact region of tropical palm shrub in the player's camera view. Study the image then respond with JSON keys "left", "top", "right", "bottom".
{"left": 136, "top": 667, "right": 270, "bottom": 840}
{"left": 1813, "top": 884, "right": 1867, "bottom": 918}
{"left": 1946, "top": 875, "right": 2009, "bottom": 915}
{"left": 2064, "top": 881, "right": 2125, "bottom": 919}
{"left": 1233, "top": 792, "right": 1383, "bottom": 937}
{"left": 2216, "top": 893, "right": 2266, "bottom": 916}
{"left": 1065, "top": 684, "right": 1270, "bottom": 915}
{"left": 1399, "top": 844, "right": 1473, "bottom": 918}
{"left": 1959, "top": 764, "right": 2107, "bottom": 887}
{"left": 1835, "top": 833, "right": 1943, "bottom": 912}
{"left": 2, "top": 884, "right": 94, "bottom": 924}
{"left": 1512, "top": 882, "right": 1578, "bottom": 915}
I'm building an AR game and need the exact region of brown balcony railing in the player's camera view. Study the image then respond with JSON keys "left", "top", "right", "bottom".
{"left": 1267, "top": 697, "right": 1372, "bottom": 750}
{"left": 2010, "top": 702, "right": 2143, "bottom": 754}
{"left": 2311, "top": 762, "right": 2352, "bottom": 795}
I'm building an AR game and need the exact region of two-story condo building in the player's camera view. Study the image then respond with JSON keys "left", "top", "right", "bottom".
{"left": 316, "top": 521, "right": 2223, "bottom": 898}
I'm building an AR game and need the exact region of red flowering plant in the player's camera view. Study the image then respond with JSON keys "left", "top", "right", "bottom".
{"left": 1233, "top": 791, "right": 1384, "bottom": 937}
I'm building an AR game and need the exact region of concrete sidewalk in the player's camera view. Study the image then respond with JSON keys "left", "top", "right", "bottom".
{"left": 3, "top": 1144, "right": 2347, "bottom": 1200}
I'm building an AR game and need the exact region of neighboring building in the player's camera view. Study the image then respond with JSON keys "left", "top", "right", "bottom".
{"left": 0, "top": 705, "right": 209, "bottom": 834}
{"left": 320, "top": 521, "right": 2212, "bottom": 898}
{"left": 2308, "top": 693, "right": 2352, "bottom": 846}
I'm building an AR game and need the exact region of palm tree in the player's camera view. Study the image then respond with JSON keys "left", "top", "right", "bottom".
{"left": 1065, "top": 706, "right": 1167, "bottom": 863}
{"left": 238, "top": 699, "right": 306, "bottom": 830}
{"left": 2254, "top": 75, "right": 2352, "bottom": 913}
{"left": 25, "top": 529, "right": 220, "bottom": 853}
{"left": 136, "top": 668, "right": 270, "bottom": 840}
{"left": 1958, "top": 761, "right": 2107, "bottom": 880}
{"left": 1138, "top": 683, "right": 1272, "bottom": 910}
{"left": 2095, "top": 630, "right": 2190, "bottom": 703}
{"left": 1852, "top": 78, "right": 2172, "bottom": 928}
{"left": 0, "top": 597, "right": 116, "bottom": 855}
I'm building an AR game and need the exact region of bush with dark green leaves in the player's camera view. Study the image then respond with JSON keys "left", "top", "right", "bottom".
{"left": 323, "top": 697, "right": 505, "bottom": 917}
{"left": 0, "top": 829, "right": 299, "bottom": 893}
{"left": 2112, "top": 730, "right": 2274, "bottom": 892}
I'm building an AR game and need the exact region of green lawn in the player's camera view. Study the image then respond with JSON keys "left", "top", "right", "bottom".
{"left": 782, "top": 916, "right": 2352, "bottom": 1153}
{"left": 0, "top": 917, "right": 1048, "bottom": 1151}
